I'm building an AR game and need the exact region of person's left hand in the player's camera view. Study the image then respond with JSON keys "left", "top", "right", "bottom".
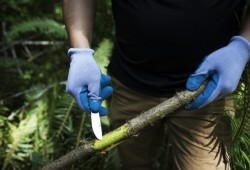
{"left": 186, "top": 36, "right": 250, "bottom": 109}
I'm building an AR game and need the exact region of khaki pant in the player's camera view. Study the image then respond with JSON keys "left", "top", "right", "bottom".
{"left": 109, "top": 77, "right": 232, "bottom": 170}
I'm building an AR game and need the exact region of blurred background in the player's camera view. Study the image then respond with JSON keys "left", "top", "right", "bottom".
{"left": 0, "top": 0, "right": 250, "bottom": 170}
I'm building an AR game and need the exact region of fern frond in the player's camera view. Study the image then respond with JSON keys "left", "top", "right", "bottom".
{"left": 230, "top": 64, "right": 250, "bottom": 169}
{"left": 94, "top": 38, "right": 113, "bottom": 74}
{"left": 2, "top": 113, "right": 37, "bottom": 170}
{"left": 7, "top": 18, "right": 67, "bottom": 42}
{"left": 0, "top": 57, "right": 37, "bottom": 69}
{"left": 55, "top": 99, "right": 75, "bottom": 139}
{"left": 51, "top": 93, "right": 78, "bottom": 140}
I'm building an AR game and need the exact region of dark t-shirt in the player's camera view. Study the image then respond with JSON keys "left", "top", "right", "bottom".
{"left": 107, "top": 0, "right": 245, "bottom": 97}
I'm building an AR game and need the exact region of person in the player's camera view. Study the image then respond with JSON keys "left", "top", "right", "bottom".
{"left": 62, "top": 0, "right": 250, "bottom": 169}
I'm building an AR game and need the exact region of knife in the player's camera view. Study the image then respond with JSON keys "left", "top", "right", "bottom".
{"left": 91, "top": 112, "right": 102, "bottom": 140}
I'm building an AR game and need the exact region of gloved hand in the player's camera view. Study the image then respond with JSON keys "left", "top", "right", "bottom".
{"left": 79, "top": 74, "right": 113, "bottom": 115}
{"left": 66, "top": 48, "right": 113, "bottom": 115}
{"left": 186, "top": 36, "right": 250, "bottom": 109}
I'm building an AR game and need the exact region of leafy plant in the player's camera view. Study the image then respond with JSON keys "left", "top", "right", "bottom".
{"left": 0, "top": 12, "right": 114, "bottom": 169}
{"left": 1, "top": 0, "right": 250, "bottom": 169}
{"left": 230, "top": 64, "right": 250, "bottom": 170}
{"left": 6, "top": 18, "right": 67, "bottom": 42}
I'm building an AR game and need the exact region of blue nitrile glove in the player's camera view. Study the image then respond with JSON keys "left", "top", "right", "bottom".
{"left": 186, "top": 36, "right": 250, "bottom": 109}
{"left": 66, "top": 48, "right": 113, "bottom": 115}
{"left": 80, "top": 74, "right": 113, "bottom": 116}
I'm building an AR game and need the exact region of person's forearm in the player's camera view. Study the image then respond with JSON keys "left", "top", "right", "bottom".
{"left": 63, "top": 0, "right": 96, "bottom": 48}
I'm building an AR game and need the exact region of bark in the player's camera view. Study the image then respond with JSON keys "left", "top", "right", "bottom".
{"left": 42, "top": 84, "right": 206, "bottom": 170}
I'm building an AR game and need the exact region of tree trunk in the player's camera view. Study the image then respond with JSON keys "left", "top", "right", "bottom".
{"left": 42, "top": 84, "right": 206, "bottom": 170}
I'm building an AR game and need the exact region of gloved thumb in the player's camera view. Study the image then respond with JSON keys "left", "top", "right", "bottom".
{"left": 79, "top": 86, "right": 91, "bottom": 113}
{"left": 186, "top": 70, "right": 213, "bottom": 91}
{"left": 89, "top": 86, "right": 113, "bottom": 113}
{"left": 87, "top": 77, "right": 101, "bottom": 113}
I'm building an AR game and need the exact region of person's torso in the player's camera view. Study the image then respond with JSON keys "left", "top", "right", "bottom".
{"left": 108, "top": 0, "right": 245, "bottom": 96}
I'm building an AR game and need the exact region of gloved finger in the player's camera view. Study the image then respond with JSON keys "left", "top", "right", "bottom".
{"left": 101, "top": 74, "right": 111, "bottom": 88}
{"left": 89, "top": 99, "right": 102, "bottom": 113}
{"left": 186, "top": 70, "right": 214, "bottom": 91}
{"left": 99, "top": 106, "right": 108, "bottom": 116}
{"left": 186, "top": 73, "right": 219, "bottom": 109}
{"left": 100, "top": 86, "right": 113, "bottom": 101}
{"left": 79, "top": 86, "right": 91, "bottom": 113}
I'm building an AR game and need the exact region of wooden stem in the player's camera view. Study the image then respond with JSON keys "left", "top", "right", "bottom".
{"left": 42, "top": 83, "right": 206, "bottom": 170}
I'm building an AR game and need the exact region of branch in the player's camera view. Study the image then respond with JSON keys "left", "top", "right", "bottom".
{"left": 42, "top": 83, "right": 206, "bottom": 170}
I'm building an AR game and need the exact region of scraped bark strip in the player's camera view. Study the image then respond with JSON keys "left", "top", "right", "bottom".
{"left": 42, "top": 84, "right": 206, "bottom": 170}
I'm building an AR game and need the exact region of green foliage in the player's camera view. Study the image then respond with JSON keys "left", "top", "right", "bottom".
{"left": 230, "top": 64, "right": 250, "bottom": 170}
{"left": 1, "top": 0, "right": 250, "bottom": 169}
{"left": 0, "top": 0, "right": 114, "bottom": 169}
{"left": 93, "top": 0, "right": 114, "bottom": 45}
{"left": 3, "top": 102, "right": 39, "bottom": 170}
{"left": 94, "top": 38, "right": 113, "bottom": 74}
{"left": 0, "top": 57, "right": 36, "bottom": 69}
{"left": 0, "top": 1, "right": 106, "bottom": 170}
{"left": 7, "top": 18, "right": 67, "bottom": 42}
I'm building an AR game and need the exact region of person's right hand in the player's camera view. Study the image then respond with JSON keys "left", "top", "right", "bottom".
{"left": 66, "top": 48, "right": 113, "bottom": 116}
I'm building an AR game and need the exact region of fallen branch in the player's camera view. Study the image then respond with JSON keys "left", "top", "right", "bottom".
{"left": 42, "top": 84, "right": 206, "bottom": 170}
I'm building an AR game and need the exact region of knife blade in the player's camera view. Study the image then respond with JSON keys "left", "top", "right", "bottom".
{"left": 91, "top": 112, "right": 102, "bottom": 140}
